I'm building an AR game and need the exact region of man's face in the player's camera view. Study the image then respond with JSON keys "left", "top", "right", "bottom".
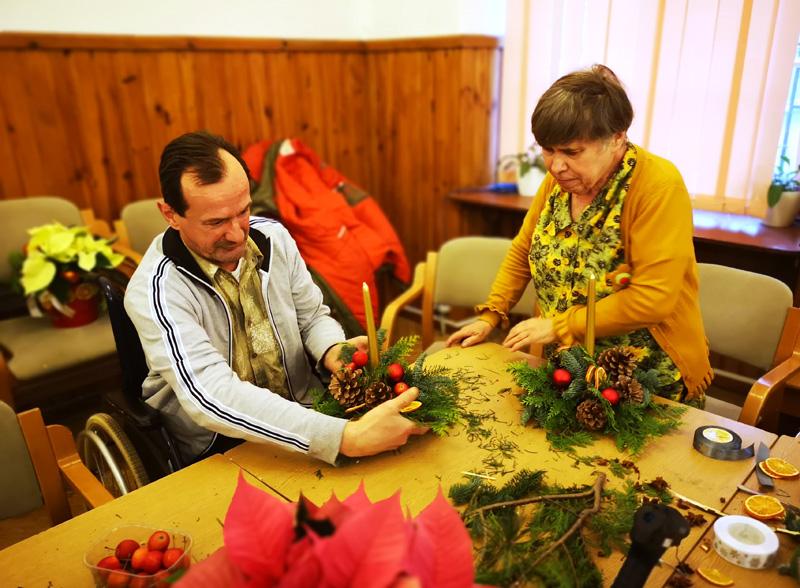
{"left": 541, "top": 133, "right": 626, "bottom": 197}
{"left": 159, "top": 149, "right": 251, "bottom": 272}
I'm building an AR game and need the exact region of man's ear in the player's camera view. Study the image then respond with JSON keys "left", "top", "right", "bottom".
{"left": 158, "top": 200, "right": 180, "bottom": 230}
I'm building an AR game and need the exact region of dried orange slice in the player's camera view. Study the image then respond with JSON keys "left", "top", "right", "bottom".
{"left": 744, "top": 494, "right": 785, "bottom": 520}
{"left": 696, "top": 567, "right": 733, "bottom": 586}
{"left": 758, "top": 461, "right": 781, "bottom": 479}
{"left": 400, "top": 400, "right": 422, "bottom": 414}
{"left": 764, "top": 457, "right": 800, "bottom": 478}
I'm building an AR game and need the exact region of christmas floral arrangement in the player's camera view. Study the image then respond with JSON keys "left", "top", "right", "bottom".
{"left": 509, "top": 345, "right": 685, "bottom": 454}
{"left": 177, "top": 474, "right": 480, "bottom": 587}
{"left": 10, "top": 222, "right": 124, "bottom": 322}
{"left": 313, "top": 332, "right": 461, "bottom": 435}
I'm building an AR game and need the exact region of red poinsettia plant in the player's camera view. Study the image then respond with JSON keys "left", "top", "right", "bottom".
{"left": 177, "top": 474, "right": 482, "bottom": 588}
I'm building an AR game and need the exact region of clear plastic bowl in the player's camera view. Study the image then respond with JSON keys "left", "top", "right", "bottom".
{"left": 83, "top": 524, "right": 192, "bottom": 587}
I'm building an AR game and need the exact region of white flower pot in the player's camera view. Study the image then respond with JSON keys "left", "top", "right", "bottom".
{"left": 763, "top": 190, "right": 800, "bottom": 228}
{"left": 517, "top": 168, "right": 546, "bottom": 196}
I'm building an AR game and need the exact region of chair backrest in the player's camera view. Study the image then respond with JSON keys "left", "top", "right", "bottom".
{"left": 119, "top": 199, "right": 166, "bottom": 254}
{"left": 0, "top": 401, "right": 43, "bottom": 518}
{"left": 433, "top": 237, "right": 536, "bottom": 314}
{"left": 0, "top": 196, "right": 83, "bottom": 282}
{"left": 698, "top": 263, "right": 793, "bottom": 371}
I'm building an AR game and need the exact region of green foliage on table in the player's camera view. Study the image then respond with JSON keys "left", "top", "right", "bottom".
{"left": 312, "top": 331, "right": 461, "bottom": 434}
{"left": 509, "top": 345, "right": 686, "bottom": 455}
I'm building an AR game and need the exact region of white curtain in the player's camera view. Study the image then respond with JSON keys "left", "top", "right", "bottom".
{"left": 500, "top": 0, "right": 800, "bottom": 215}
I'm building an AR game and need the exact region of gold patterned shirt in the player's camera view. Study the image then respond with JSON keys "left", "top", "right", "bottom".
{"left": 189, "top": 239, "right": 290, "bottom": 399}
{"left": 531, "top": 144, "right": 688, "bottom": 403}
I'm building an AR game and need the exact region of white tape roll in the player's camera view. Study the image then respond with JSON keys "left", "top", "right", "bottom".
{"left": 713, "top": 515, "right": 779, "bottom": 569}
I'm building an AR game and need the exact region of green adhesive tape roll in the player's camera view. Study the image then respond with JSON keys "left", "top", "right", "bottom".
{"left": 693, "top": 426, "right": 754, "bottom": 461}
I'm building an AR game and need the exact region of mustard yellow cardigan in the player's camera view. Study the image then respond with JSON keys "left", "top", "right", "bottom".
{"left": 477, "top": 146, "right": 713, "bottom": 400}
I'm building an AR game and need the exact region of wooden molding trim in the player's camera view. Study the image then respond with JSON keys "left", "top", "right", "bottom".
{"left": 0, "top": 32, "right": 499, "bottom": 53}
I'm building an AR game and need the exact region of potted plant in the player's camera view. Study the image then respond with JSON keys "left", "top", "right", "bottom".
{"left": 10, "top": 222, "right": 125, "bottom": 327}
{"left": 764, "top": 155, "right": 800, "bottom": 227}
{"left": 498, "top": 145, "right": 547, "bottom": 196}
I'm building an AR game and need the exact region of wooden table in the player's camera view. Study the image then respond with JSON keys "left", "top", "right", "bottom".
{"left": 682, "top": 434, "right": 800, "bottom": 586}
{"left": 0, "top": 454, "right": 247, "bottom": 587}
{"left": 226, "top": 342, "right": 778, "bottom": 587}
{"left": 447, "top": 189, "right": 800, "bottom": 304}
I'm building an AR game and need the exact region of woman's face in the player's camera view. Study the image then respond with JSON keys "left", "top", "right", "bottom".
{"left": 541, "top": 133, "right": 627, "bottom": 198}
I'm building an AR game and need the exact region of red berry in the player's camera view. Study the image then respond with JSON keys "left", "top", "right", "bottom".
{"left": 97, "top": 555, "right": 122, "bottom": 571}
{"left": 387, "top": 363, "right": 404, "bottom": 382}
{"left": 141, "top": 550, "right": 164, "bottom": 574}
{"left": 106, "top": 571, "right": 131, "bottom": 588}
{"left": 552, "top": 368, "right": 572, "bottom": 387}
{"left": 115, "top": 539, "right": 140, "bottom": 562}
{"left": 62, "top": 269, "right": 81, "bottom": 284}
{"left": 601, "top": 387, "right": 620, "bottom": 406}
{"left": 129, "top": 573, "right": 151, "bottom": 588}
{"left": 345, "top": 362, "right": 356, "bottom": 371}
{"left": 147, "top": 530, "right": 170, "bottom": 551}
{"left": 130, "top": 546, "right": 149, "bottom": 571}
{"left": 162, "top": 547, "right": 185, "bottom": 570}
{"left": 394, "top": 382, "right": 410, "bottom": 395}
{"left": 352, "top": 350, "right": 368, "bottom": 368}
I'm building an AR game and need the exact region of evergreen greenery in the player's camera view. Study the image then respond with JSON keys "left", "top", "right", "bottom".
{"left": 509, "top": 345, "right": 686, "bottom": 454}
{"left": 312, "top": 331, "right": 461, "bottom": 434}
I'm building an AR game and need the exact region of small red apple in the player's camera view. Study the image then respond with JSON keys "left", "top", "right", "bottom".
{"left": 147, "top": 530, "right": 170, "bottom": 551}
{"left": 140, "top": 549, "right": 164, "bottom": 574}
{"left": 552, "top": 368, "right": 572, "bottom": 387}
{"left": 130, "top": 546, "right": 149, "bottom": 571}
{"left": 153, "top": 570, "right": 172, "bottom": 588}
{"left": 386, "top": 363, "right": 404, "bottom": 382}
{"left": 97, "top": 555, "right": 122, "bottom": 571}
{"left": 394, "top": 381, "right": 410, "bottom": 395}
{"left": 601, "top": 387, "right": 620, "bottom": 406}
{"left": 161, "top": 547, "right": 185, "bottom": 570}
{"left": 345, "top": 362, "right": 356, "bottom": 371}
{"left": 115, "top": 538, "right": 140, "bottom": 562}
{"left": 129, "top": 573, "right": 151, "bottom": 588}
{"left": 106, "top": 571, "right": 131, "bottom": 588}
{"left": 352, "top": 350, "right": 368, "bottom": 368}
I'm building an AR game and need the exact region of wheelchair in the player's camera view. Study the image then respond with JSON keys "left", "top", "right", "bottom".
{"left": 76, "top": 276, "right": 186, "bottom": 497}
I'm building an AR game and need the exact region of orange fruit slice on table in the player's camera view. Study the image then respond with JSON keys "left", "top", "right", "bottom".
{"left": 743, "top": 494, "right": 785, "bottom": 520}
{"left": 758, "top": 461, "right": 781, "bottom": 479}
{"left": 697, "top": 567, "right": 734, "bottom": 586}
{"left": 764, "top": 457, "right": 800, "bottom": 478}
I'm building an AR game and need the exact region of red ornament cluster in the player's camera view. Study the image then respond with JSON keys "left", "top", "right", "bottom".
{"left": 94, "top": 531, "right": 189, "bottom": 587}
{"left": 344, "top": 354, "right": 411, "bottom": 397}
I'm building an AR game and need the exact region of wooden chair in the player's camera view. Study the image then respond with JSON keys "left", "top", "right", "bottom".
{"left": 113, "top": 198, "right": 165, "bottom": 255}
{"left": 697, "top": 263, "right": 800, "bottom": 430}
{"left": 0, "top": 197, "right": 139, "bottom": 413}
{"left": 1, "top": 401, "right": 113, "bottom": 526}
{"left": 380, "top": 236, "right": 536, "bottom": 350}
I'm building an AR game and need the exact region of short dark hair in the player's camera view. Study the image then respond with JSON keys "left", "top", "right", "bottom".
{"left": 531, "top": 64, "right": 633, "bottom": 148}
{"left": 158, "top": 131, "right": 251, "bottom": 215}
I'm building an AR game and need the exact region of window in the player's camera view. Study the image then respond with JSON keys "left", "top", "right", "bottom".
{"left": 500, "top": 0, "right": 800, "bottom": 216}
{"left": 775, "top": 37, "right": 800, "bottom": 175}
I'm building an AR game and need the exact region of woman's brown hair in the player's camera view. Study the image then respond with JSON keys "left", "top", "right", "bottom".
{"left": 531, "top": 64, "right": 633, "bottom": 148}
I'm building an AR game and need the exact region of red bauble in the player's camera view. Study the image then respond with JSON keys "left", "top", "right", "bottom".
{"left": 552, "top": 368, "right": 572, "bottom": 387}
{"left": 601, "top": 388, "right": 620, "bottom": 406}
{"left": 394, "top": 382, "right": 410, "bottom": 395}
{"left": 345, "top": 362, "right": 356, "bottom": 371}
{"left": 352, "top": 350, "right": 369, "bottom": 368}
{"left": 387, "top": 363, "right": 404, "bottom": 382}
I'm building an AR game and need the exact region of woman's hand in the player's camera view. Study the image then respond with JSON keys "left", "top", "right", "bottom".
{"left": 503, "top": 318, "right": 555, "bottom": 351}
{"left": 323, "top": 335, "right": 368, "bottom": 373}
{"left": 446, "top": 320, "right": 493, "bottom": 348}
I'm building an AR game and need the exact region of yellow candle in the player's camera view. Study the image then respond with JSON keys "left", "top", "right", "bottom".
{"left": 362, "top": 282, "right": 380, "bottom": 368}
{"left": 586, "top": 273, "right": 596, "bottom": 356}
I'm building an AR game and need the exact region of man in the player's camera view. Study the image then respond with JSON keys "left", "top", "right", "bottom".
{"left": 125, "top": 131, "right": 426, "bottom": 465}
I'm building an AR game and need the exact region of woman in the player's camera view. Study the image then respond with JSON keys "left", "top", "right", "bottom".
{"left": 447, "top": 65, "right": 712, "bottom": 405}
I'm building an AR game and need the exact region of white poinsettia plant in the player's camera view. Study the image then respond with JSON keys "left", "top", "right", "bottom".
{"left": 14, "top": 222, "right": 124, "bottom": 307}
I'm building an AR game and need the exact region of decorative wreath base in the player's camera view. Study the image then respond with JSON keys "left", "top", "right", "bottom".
{"left": 509, "top": 345, "right": 685, "bottom": 454}
{"left": 313, "top": 332, "right": 461, "bottom": 435}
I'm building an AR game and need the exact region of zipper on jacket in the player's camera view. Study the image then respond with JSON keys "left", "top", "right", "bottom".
{"left": 264, "top": 284, "right": 297, "bottom": 402}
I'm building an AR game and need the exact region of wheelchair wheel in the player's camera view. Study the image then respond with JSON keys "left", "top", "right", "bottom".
{"left": 78, "top": 413, "right": 149, "bottom": 496}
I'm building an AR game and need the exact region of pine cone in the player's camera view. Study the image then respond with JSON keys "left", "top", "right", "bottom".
{"left": 596, "top": 347, "right": 637, "bottom": 381}
{"left": 576, "top": 398, "right": 607, "bottom": 431}
{"left": 364, "top": 381, "right": 393, "bottom": 409}
{"left": 616, "top": 375, "right": 645, "bottom": 404}
{"left": 329, "top": 368, "right": 364, "bottom": 408}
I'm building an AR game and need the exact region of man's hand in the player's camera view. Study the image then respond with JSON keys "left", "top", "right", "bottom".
{"left": 503, "top": 317, "right": 555, "bottom": 351}
{"left": 339, "top": 388, "right": 429, "bottom": 457}
{"left": 323, "top": 335, "right": 368, "bottom": 373}
{"left": 446, "top": 319, "right": 493, "bottom": 348}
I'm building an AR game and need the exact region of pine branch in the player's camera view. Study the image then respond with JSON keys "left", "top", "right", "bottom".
{"left": 465, "top": 478, "right": 604, "bottom": 519}
{"left": 529, "top": 472, "right": 606, "bottom": 568}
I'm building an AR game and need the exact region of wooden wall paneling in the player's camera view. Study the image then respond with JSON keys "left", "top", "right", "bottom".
{"left": 0, "top": 55, "right": 26, "bottom": 198}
